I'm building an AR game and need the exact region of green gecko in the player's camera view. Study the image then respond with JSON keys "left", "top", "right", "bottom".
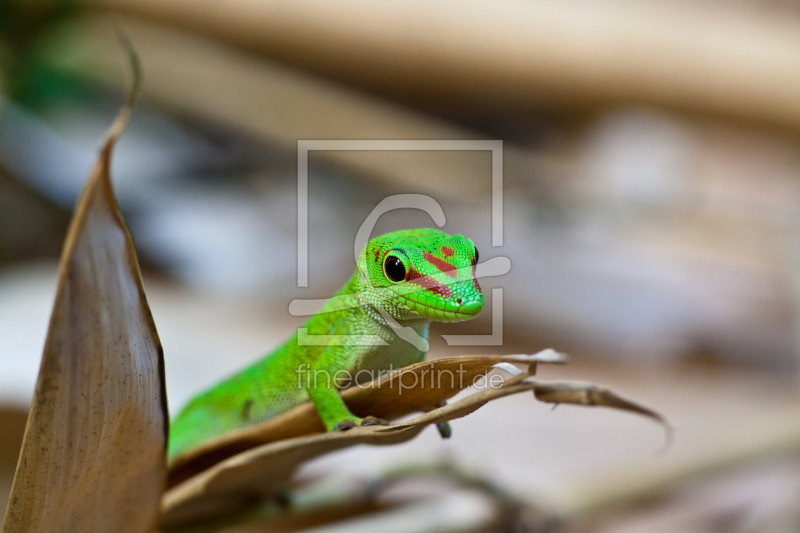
{"left": 168, "top": 228, "right": 484, "bottom": 460}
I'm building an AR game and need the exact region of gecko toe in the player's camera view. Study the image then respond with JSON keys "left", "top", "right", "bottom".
{"left": 361, "top": 416, "right": 388, "bottom": 426}
{"left": 334, "top": 419, "right": 356, "bottom": 431}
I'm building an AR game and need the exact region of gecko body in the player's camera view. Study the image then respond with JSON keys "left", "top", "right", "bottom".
{"left": 169, "top": 228, "right": 484, "bottom": 459}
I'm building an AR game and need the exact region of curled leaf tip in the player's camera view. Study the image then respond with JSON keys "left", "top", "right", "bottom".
{"left": 103, "top": 22, "right": 141, "bottom": 146}
{"left": 531, "top": 380, "right": 672, "bottom": 449}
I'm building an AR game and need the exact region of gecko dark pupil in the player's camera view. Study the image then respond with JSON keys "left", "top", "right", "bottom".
{"left": 474, "top": 247, "right": 479, "bottom": 264}
{"left": 384, "top": 256, "right": 406, "bottom": 282}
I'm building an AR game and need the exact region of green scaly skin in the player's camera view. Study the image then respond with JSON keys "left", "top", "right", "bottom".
{"left": 168, "top": 228, "right": 484, "bottom": 460}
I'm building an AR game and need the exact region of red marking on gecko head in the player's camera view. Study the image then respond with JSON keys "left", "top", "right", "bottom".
{"left": 406, "top": 267, "right": 453, "bottom": 298}
{"left": 471, "top": 264, "right": 483, "bottom": 294}
{"left": 423, "top": 252, "right": 457, "bottom": 278}
{"left": 440, "top": 246, "right": 454, "bottom": 258}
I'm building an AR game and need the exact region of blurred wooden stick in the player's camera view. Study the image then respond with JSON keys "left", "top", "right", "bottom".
{"left": 48, "top": 15, "right": 557, "bottom": 201}
{"left": 90, "top": 0, "right": 800, "bottom": 130}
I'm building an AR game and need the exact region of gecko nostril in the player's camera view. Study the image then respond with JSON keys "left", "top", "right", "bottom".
{"left": 456, "top": 298, "right": 463, "bottom": 304}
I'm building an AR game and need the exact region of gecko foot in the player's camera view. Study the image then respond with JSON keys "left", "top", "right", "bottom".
{"left": 334, "top": 419, "right": 356, "bottom": 431}
{"left": 361, "top": 416, "right": 388, "bottom": 426}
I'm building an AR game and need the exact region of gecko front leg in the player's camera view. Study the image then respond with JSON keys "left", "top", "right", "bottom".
{"left": 305, "top": 361, "right": 387, "bottom": 431}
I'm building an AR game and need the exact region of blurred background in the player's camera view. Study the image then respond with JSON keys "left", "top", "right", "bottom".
{"left": 3, "top": 0, "right": 800, "bottom": 531}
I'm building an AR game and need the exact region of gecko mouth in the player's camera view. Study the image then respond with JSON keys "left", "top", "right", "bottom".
{"left": 398, "top": 294, "right": 484, "bottom": 323}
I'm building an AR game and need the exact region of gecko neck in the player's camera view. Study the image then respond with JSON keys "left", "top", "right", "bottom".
{"left": 341, "top": 271, "right": 431, "bottom": 335}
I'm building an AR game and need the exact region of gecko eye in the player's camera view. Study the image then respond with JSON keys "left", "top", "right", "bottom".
{"left": 384, "top": 255, "right": 406, "bottom": 282}
{"left": 473, "top": 247, "right": 479, "bottom": 264}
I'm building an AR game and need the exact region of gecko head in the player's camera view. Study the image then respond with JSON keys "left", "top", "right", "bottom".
{"left": 358, "top": 228, "right": 484, "bottom": 323}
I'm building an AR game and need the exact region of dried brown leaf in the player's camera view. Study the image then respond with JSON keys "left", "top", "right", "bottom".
{"left": 160, "top": 370, "right": 539, "bottom": 528}
{"left": 159, "top": 352, "right": 671, "bottom": 529}
{"left": 2, "top": 39, "right": 168, "bottom": 533}
{"left": 167, "top": 351, "right": 568, "bottom": 488}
